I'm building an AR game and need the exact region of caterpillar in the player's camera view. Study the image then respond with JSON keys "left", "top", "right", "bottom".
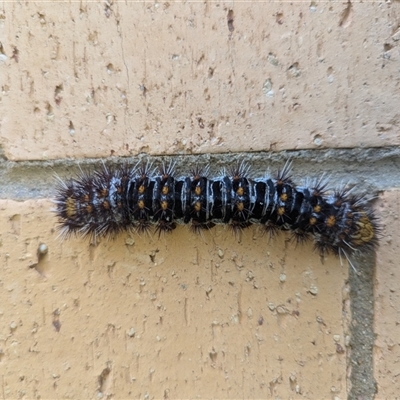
{"left": 53, "top": 160, "right": 378, "bottom": 263}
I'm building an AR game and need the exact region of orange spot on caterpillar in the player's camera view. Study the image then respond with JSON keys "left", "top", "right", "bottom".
{"left": 236, "top": 187, "right": 244, "bottom": 196}
{"left": 314, "top": 205, "right": 321, "bottom": 213}
{"left": 351, "top": 214, "right": 375, "bottom": 245}
{"left": 194, "top": 201, "right": 201, "bottom": 212}
{"left": 98, "top": 188, "right": 109, "bottom": 197}
{"left": 65, "top": 198, "right": 76, "bottom": 218}
{"left": 236, "top": 202, "right": 244, "bottom": 212}
{"left": 326, "top": 215, "right": 336, "bottom": 228}
{"left": 309, "top": 217, "right": 317, "bottom": 226}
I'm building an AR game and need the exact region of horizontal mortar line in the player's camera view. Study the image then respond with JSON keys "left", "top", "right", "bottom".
{"left": 0, "top": 146, "right": 399, "bottom": 200}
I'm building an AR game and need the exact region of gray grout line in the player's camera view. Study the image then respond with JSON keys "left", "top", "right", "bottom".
{"left": 0, "top": 146, "right": 399, "bottom": 200}
{"left": 348, "top": 252, "right": 377, "bottom": 400}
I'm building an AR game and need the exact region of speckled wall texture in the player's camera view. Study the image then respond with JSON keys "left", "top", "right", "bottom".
{"left": 0, "top": 2, "right": 399, "bottom": 399}
{"left": 3, "top": 2, "right": 400, "bottom": 160}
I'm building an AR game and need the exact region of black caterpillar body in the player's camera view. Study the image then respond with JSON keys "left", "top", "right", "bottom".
{"left": 54, "top": 161, "right": 378, "bottom": 259}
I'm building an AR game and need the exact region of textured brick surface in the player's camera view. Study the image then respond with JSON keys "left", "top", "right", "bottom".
{"left": 0, "top": 1, "right": 397, "bottom": 398}
{"left": 0, "top": 200, "right": 348, "bottom": 398}
{"left": 1, "top": 2, "right": 400, "bottom": 160}
{"left": 374, "top": 190, "right": 400, "bottom": 398}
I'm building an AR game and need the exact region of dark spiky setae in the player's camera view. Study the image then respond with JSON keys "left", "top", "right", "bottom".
{"left": 53, "top": 161, "right": 379, "bottom": 260}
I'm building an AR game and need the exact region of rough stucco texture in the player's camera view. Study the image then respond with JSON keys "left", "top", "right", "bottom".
{"left": 1, "top": 2, "right": 400, "bottom": 161}
{"left": 0, "top": 200, "right": 348, "bottom": 399}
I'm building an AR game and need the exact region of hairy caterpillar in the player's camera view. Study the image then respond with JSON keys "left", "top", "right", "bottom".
{"left": 53, "top": 160, "right": 378, "bottom": 264}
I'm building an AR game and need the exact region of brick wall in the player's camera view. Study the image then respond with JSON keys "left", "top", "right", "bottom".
{"left": 1, "top": 2, "right": 399, "bottom": 398}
